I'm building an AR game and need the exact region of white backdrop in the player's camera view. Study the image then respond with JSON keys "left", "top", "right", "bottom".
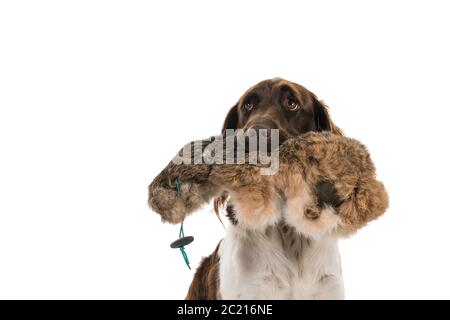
{"left": 1, "top": 1, "right": 449, "bottom": 299}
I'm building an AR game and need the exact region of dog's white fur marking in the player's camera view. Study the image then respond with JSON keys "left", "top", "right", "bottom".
{"left": 219, "top": 224, "right": 344, "bottom": 299}
{"left": 218, "top": 190, "right": 345, "bottom": 300}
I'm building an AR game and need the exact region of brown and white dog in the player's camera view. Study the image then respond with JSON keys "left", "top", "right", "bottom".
{"left": 148, "top": 78, "right": 388, "bottom": 300}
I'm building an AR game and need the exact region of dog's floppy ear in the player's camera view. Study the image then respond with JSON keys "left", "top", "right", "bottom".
{"left": 313, "top": 99, "right": 343, "bottom": 135}
{"left": 221, "top": 104, "right": 239, "bottom": 135}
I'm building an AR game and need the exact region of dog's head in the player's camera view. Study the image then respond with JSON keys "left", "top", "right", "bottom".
{"left": 221, "top": 78, "right": 341, "bottom": 142}
{"left": 215, "top": 78, "right": 342, "bottom": 215}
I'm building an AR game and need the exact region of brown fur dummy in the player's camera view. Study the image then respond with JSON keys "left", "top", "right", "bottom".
{"left": 148, "top": 132, "right": 388, "bottom": 238}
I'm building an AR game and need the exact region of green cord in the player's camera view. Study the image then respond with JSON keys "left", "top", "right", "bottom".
{"left": 179, "top": 246, "right": 190, "bottom": 270}
{"left": 176, "top": 178, "right": 191, "bottom": 270}
{"left": 179, "top": 221, "right": 184, "bottom": 238}
{"left": 179, "top": 222, "right": 191, "bottom": 270}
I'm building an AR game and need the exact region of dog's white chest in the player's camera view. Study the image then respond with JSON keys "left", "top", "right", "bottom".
{"left": 218, "top": 225, "right": 345, "bottom": 300}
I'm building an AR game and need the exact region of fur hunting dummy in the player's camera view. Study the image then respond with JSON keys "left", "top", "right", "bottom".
{"left": 148, "top": 131, "right": 388, "bottom": 240}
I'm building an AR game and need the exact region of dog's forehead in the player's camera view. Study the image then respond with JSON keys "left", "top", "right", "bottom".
{"left": 242, "top": 78, "right": 303, "bottom": 98}
{"left": 257, "top": 77, "right": 289, "bottom": 88}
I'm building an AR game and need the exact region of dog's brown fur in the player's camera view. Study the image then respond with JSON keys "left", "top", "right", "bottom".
{"left": 185, "top": 242, "right": 221, "bottom": 300}
{"left": 147, "top": 79, "right": 389, "bottom": 300}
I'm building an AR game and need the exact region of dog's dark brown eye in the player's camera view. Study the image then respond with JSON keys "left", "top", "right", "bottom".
{"left": 244, "top": 101, "right": 254, "bottom": 111}
{"left": 286, "top": 98, "right": 299, "bottom": 111}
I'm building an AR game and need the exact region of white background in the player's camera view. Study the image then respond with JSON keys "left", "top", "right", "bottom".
{"left": 1, "top": 1, "right": 449, "bottom": 299}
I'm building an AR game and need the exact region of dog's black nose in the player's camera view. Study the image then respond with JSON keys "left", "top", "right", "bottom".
{"left": 248, "top": 124, "right": 269, "bottom": 131}
{"left": 246, "top": 125, "right": 271, "bottom": 136}
{"left": 244, "top": 125, "right": 275, "bottom": 153}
